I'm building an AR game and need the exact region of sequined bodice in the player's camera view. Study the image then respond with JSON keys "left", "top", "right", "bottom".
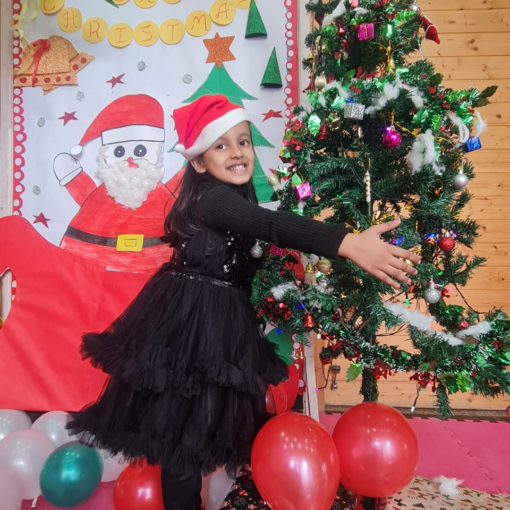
{"left": 170, "top": 226, "right": 255, "bottom": 285}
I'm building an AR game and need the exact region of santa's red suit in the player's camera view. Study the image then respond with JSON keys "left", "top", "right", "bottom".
{"left": 54, "top": 94, "right": 184, "bottom": 273}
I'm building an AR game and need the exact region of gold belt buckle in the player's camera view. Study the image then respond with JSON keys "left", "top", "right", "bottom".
{"left": 116, "top": 234, "right": 144, "bottom": 252}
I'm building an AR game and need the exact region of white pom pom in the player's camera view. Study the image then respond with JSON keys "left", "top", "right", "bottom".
{"left": 174, "top": 144, "right": 185, "bottom": 153}
{"left": 70, "top": 145, "right": 82, "bottom": 156}
{"left": 434, "top": 476, "right": 463, "bottom": 496}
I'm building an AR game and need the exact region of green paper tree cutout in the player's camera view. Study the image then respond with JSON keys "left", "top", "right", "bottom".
{"left": 246, "top": 1, "right": 267, "bottom": 38}
{"left": 180, "top": 65, "right": 275, "bottom": 202}
{"left": 261, "top": 47, "right": 282, "bottom": 88}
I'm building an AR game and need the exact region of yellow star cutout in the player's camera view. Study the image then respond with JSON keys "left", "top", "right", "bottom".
{"left": 203, "top": 33, "right": 236, "bottom": 69}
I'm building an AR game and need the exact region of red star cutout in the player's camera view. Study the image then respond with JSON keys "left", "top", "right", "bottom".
{"left": 262, "top": 110, "right": 283, "bottom": 122}
{"left": 59, "top": 112, "right": 77, "bottom": 126}
{"left": 107, "top": 73, "right": 125, "bottom": 88}
{"left": 203, "top": 33, "right": 236, "bottom": 68}
{"left": 33, "top": 213, "right": 50, "bottom": 228}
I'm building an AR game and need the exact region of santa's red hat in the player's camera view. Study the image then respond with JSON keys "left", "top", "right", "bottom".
{"left": 70, "top": 94, "right": 165, "bottom": 156}
{"left": 173, "top": 95, "right": 251, "bottom": 160}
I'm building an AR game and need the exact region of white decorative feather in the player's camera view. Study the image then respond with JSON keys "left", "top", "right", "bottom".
{"left": 408, "top": 86, "right": 424, "bottom": 109}
{"left": 325, "top": 80, "right": 352, "bottom": 100}
{"left": 324, "top": 0, "right": 348, "bottom": 23}
{"left": 318, "top": 93, "right": 327, "bottom": 107}
{"left": 296, "top": 109, "right": 308, "bottom": 121}
{"left": 384, "top": 302, "right": 435, "bottom": 331}
{"left": 434, "top": 476, "right": 463, "bottom": 496}
{"left": 456, "top": 321, "right": 492, "bottom": 339}
{"left": 436, "top": 332, "right": 465, "bottom": 346}
{"left": 365, "top": 79, "right": 403, "bottom": 114}
{"left": 271, "top": 283, "right": 299, "bottom": 300}
{"left": 407, "top": 129, "right": 437, "bottom": 174}
{"left": 353, "top": 7, "right": 368, "bottom": 14}
{"left": 474, "top": 110, "right": 488, "bottom": 137}
{"left": 447, "top": 112, "right": 470, "bottom": 143}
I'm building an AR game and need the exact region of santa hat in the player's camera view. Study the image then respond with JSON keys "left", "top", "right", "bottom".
{"left": 70, "top": 94, "right": 165, "bottom": 156}
{"left": 173, "top": 95, "right": 251, "bottom": 160}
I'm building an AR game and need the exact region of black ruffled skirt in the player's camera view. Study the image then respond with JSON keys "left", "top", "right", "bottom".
{"left": 66, "top": 266, "right": 288, "bottom": 477}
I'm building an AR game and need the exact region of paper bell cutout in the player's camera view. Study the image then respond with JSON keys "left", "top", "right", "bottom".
{"left": 261, "top": 47, "right": 283, "bottom": 88}
{"left": 246, "top": 0, "right": 267, "bottom": 38}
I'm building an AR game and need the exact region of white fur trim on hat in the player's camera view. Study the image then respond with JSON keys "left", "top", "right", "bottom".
{"left": 176, "top": 108, "right": 251, "bottom": 160}
{"left": 101, "top": 125, "right": 165, "bottom": 146}
{"left": 70, "top": 145, "right": 83, "bottom": 156}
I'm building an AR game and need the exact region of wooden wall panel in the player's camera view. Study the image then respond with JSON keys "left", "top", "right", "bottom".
{"left": 323, "top": 3, "right": 510, "bottom": 412}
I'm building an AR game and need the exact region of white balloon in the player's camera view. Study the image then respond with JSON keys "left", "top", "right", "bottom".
{"left": 0, "top": 467, "right": 22, "bottom": 510}
{"left": 208, "top": 466, "right": 236, "bottom": 510}
{"left": 100, "top": 449, "right": 128, "bottom": 482}
{"left": 0, "top": 429, "right": 54, "bottom": 500}
{"left": 0, "top": 410, "right": 32, "bottom": 441}
{"left": 31, "top": 411, "right": 76, "bottom": 448}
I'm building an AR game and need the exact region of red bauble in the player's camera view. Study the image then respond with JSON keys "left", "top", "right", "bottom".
{"left": 332, "top": 403, "right": 419, "bottom": 498}
{"left": 438, "top": 236, "right": 456, "bottom": 252}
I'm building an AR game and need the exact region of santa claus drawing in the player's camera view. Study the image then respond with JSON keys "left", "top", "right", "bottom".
{"left": 53, "top": 94, "right": 183, "bottom": 273}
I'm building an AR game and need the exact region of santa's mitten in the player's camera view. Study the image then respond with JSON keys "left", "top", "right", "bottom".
{"left": 53, "top": 153, "right": 83, "bottom": 186}
{"left": 421, "top": 15, "right": 440, "bottom": 44}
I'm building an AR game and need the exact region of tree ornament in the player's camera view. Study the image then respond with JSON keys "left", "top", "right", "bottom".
{"left": 438, "top": 232, "right": 456, "bottom": 252}
{"left": 453, "top": 167, "right": 469, "bottom": 189}
{"left": 344, "top": 102, "right": 365, "bottom": 120}
{"left": 328, "top": 115, "right": 342, "bottom": 130}
{"left": 294, "top": 182, "right": 313, "bottom": 200}
{"left": 261, "top": 47, "right": 283, "bottom": 88}
{"left": 316, "top": 258, "right": 332, "bottom": 274}
{"left": 314, "top": 74, "right": 327, "bottom": 91}
{"left": 358, "top": 23, "right": 375, "bottom": 41}
{"left": 305, "top": 262, "right": 315, "bottom": 274}
{"left": 304, "top": 313, "right": 315, "bottom": 328}
{"left": 267, "top": 174, "right": 279, "bottom": 187}
{"left": 364, "top": 169, "right": 371, "bottom": 204}
{"left": 250, "top": 241, "right": 264, "bottom": 259}
{"left": 410, "top": 2, "right": 421, "bottom": 13}
{"left": 424, "top": 281, "right": 441, "bottom": 304}
{"left": 465, "top": 136, "right": 482, "bottom": 152}
{"left": 382, "top": 126, "right": 402, "bottom": 149}
{"left": 421, "top": 15, "right": 440, "bottom": 44}
{"left": 245, "top": 0, "right": 268, "bottom": 38}
{"left": 316, "top": 122, "right": 331, "bottom": 140}
{"left": 385, "top": 55, "right": 396, "bottom": 73}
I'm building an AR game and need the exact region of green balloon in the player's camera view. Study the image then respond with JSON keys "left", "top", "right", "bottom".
{"left": 40, "top": 441, "right": 103, "bottom": 508}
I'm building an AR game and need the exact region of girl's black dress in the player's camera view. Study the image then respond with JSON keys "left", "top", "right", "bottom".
{"left": 66, "top": 176, "right": 347, "bottom": 478}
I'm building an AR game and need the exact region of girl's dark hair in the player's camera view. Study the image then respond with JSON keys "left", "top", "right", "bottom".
{"left": 164, "top": 161, "right": 258, "bottom": 246}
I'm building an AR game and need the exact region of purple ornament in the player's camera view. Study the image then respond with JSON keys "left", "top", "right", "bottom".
{"left": 294, "top": 182, "right": 313, "bottom": 200}
{"left": 382, "top": 126, "right": 402, "bottom": 149}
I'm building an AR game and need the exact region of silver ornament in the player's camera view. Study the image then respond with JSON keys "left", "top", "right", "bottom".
{"left": 137, "top": 61, "right": 147, "bottom": 71}
{"left": 314, "top": 75, "right": 327, "bottom": 91}
{"left": 250, "top": 241, "right": 264, "bottom": 259}
{"left": 76, "top": 91, "right": 85, "bottom": 101}
{"left": 182, "top": 74, "right": 193, "bottom": 84}
{"left": 453, "top": 171, "right": 469, "bottom": 189}
{"left": 37, "top": 117, "right": 45, "bottom": 127}
{"left": 33, "top": 186, "right": 41, "bottom": 195}
{"left": 267, "top": 174, "right": 279, "bottom": 187}
{"left": 411, "top": 2, "right": 421, "bottom": 13}
{"left": 423, "top": 282, "right": 441, "bottom": 304}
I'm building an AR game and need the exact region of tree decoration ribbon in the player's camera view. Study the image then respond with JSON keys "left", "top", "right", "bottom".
{"left": 31, "top": 38, "right": 51, "bottom": 86}
{"left": 11, "top": 0, "right": 38, "bottom": 49}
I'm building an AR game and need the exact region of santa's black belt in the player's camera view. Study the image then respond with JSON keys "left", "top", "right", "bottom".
{"left": 65, "top": 226, "right": 165, "bottom": 252}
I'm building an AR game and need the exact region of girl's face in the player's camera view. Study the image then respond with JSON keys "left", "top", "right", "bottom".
{"left": 191, "top": 121, "right": 255, "bottom": 185}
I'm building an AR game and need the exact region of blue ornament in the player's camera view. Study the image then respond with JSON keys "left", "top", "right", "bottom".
{"left": 465, "top": 136, "right": 482, "bottom": 152}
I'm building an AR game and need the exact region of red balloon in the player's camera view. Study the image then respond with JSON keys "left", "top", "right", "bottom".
{"left": 252, "top": 412, "right": 340, "bottom": 510}
{"left": 114, "top": 462, "right": 164, "bottom": 510}
{"left": 332, "top": 403, "right": 419, "bottom": 498}
{"left": 265, "top": 385, "right": 277, "bottom": 414}
{"left": 280, "top": 364, "right": 299, "bottom": 411}
{"left": 269, "top": 383, "right": 288, "bottom": 415}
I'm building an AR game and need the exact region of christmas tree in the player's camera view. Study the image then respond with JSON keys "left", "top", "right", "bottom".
{"left": 182, "top": 64, "right": 275, "bottom": 203}
{"left": 250, "top": 0, "right": 510, "bottom": 417}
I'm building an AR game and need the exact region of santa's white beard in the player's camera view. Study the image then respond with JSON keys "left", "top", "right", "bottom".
{"left": 96, "top": 157, "right": 164, "bottom": 209}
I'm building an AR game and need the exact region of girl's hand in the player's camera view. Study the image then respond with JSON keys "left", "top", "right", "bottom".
{"left": 338, "top": 218, "right": 421, "bottom": 290}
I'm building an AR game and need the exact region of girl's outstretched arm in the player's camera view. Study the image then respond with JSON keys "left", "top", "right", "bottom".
{"left": 198, "top": 185, "right": 419, "bottom": 288}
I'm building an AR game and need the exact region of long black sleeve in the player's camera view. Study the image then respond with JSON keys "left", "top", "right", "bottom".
{"left": 197, "top": 184, "right": 349, "bottom": 260}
